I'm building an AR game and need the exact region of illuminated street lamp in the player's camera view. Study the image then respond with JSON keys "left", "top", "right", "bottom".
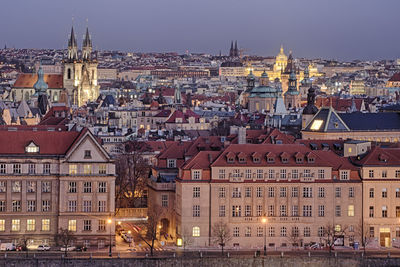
{"left": 108, "top": 219, "right": 112, "bottom": 257}
{"left": 262, "top": 216, "right": 267, "bottom": 256}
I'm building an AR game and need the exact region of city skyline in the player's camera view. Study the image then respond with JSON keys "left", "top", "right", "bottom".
{"left": 1, "top": 0, "right": 399, "bottom": 60}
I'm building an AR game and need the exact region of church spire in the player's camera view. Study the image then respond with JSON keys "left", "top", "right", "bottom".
{"left": 229, "top": 41, "right": 234, "bottom": 57}
{"left": 67, "top": 26, "right": 78, "bottom": 61}
{"left": 82, "top": 26, "right": 92, "bottom": 61}
{"left": 234, "top": 41, "right": 238, "bottom": 57}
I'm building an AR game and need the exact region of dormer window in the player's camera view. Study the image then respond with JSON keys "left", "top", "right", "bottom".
{"left": 306, "top": 153, "right": 316, "bottom": 163}
{"left": 296, "top": 158, "right": 303, "bottom": 164}
{"left": 253, "top": 157, "right": 260, "bottom": 163}
{"left": 252, "top": 152, "right": 261, "bottom": 163}
{"left": 226, "top": 152, "right": 236, "bottom": 164}
{"left": 378, "top": 154, "right": 389, "bottom": 163}
{"left": 238, "top": 152, "right": 246, "bottom": 163}
{"left": 167, "top": 159, "right": 176, "bottom": 168}
{"left": 227, "top": 157, "right": 234, "bottom": 163}
{"left": 26, "top": 142, "right": 39, "bottom": 153}
{"left": 267, "top": 157, "right": 275, "bottom": 163}
{"left": 282, "top": 158, "right": 288, "bottom": 163}
{"left": 308, "top": 158, "right": 315, "bottom": 163}
{"left": 239, "top": 157, "right": 246, "bottom": 163}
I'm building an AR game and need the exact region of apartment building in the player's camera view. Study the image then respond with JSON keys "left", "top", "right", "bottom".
{"left": 0, "top": 127, "right": 115, "bottom": 248}
{"left": 176, "top": 144, "right": 362, "bottom": 249}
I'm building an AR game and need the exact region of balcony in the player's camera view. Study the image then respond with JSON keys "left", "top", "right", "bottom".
{"left": 148, "top": 180, "right": 176, "bottom": 191}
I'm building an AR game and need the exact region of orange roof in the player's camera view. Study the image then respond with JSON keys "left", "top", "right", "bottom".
{"left": 14, "top": 73, "right": 63, "bottom": 89}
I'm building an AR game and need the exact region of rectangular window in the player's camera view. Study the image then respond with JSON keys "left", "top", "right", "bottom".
{"left": 27, "top": 219, "right": 35, "bottom": 231}
{"left": 98, "top": 182, "right": 107, "bottom": 193}
{"left": 245, "top": 205, "right": 252, "bottom": 217}
{"left": 245, "top": 226, "right": 251, "bottom": 237}
{"left": 68, "top": 220, "right": 76, "bottom": 231}
{"left": 84, "top": 150, "right": 92, "bottom": 159}
{"left": 396, "top": 188, "right": 400, "bottom": 198}
{"left": 99, "top": 164, "right": 107, "bottom": 174}
{"left": 12, "top": 200, "right": 21, "bottom": 212}
{"left": 68, "top": 200, "right": 77, "bottom": 212}
{"left": 232, "top": 205, "right": 241, "bottom": 217}
{"left": 193, "top": 205, "right": 200, "bottom": 217}
{"left": 396, "top": 170, "right": 400, "bottom": 178}
{"left": 83, "top": 220, "right": 91, "bottom": 231}
{"left": 257, "top": 227, "right": 263, "bottom": 237}
{"left": 43, "top": 163, "right": 51, "bottom": 174}
{"left": 98, "top": 201, "right": 106, "bottom": 212}
{"left": 13, "top": 164, "right": 21, "bottom": 174}
{"left": 27, "top": 200, "right": 36, "bottom": 212}
{"left": 193, "top": 170, "right": 201, "bottom": 180}
{"left": 304, "top": 227, "right": 311, "bottom": 237}
{"left": 83, "top": 200, "right": 92, "bottom": 212}
{"left": 42, "top": 181, "right": 51, "bottom": 193}
{"left": 232, "top": 187, "right": 241, "bottom": 198}
{"left": 98, "top": 220, "right": 106, "bottom": 231}
{"left": 369, "top": 170, "right": 374, "bottom": 178}
{"left": 303, "top": 205, "right": 312, "bottom": 217}
{"left": 256, "top": 205, "right": 263, "bottom": 217}
{"left": 245, "top": 187, "right": 251, "bottom": 198}
{"left": 219, "top": 187, "right": 226, "bottom": 198}
{"left": 83, "top": 164, "right": 92, "bottom": 175}
{"left": 382, "top": 188, "right": 387, "bottom": 198}
{"left": 348, "top": 205, "right": 354, "bottom": 217}
{"left": 0, "top": 181, "right": 5, "bottom": 192}
{"left": 218, "top": 169, "right": 226, "bottom": 179}
{"left": 335, "top": 187, "right": 341, "bottom": 198}
{"left": 161, "top": 195, "right": 168, "bottom": 207}
{"left": 256, "top": 169, "right": 263, "bottom": 179}
{"left": 369, "top": 206, "right": 374, "bottom": 217}
{"left": 340, "top": 171, "right": 349, "bottom": 180}
{"left": 268, "top": 205, "right": 274, "bottom": 217}
{"left": 280, "top": 205, "right": 287, "bottom": 217}
{"left": 12, "top": 219, "right": 20, "bottom": 231}
{"left": 193, "top": 187, "right": 200, "bottom": 198}
{"left": 42, "top": 200, "right": 50, "bottom": 212}
{"left": 27, "top": 181, "right": 36, "bottom": 193}
{"left": 292, "top": 205, "right": 299, "bottom": 217}
{"left": 268, "top": 187, "right": 275, "bottom": 197}
{"left": 369, "top": 188, "right": 374, "bottom": 198}
{"left": 335, "top": 205, "right": 341, "bottom": 217}
{"left": 268, "top": 227, "right": 275, "bottom": 237}
{"left": 245, "top": 169, "right": 252, "bottom": 179}
{"left": 167, "top": 159, "right": 176, "bottom": 168}
{"left": 318, "top": 205, "right": 325, "bottom": 217}
{"left": 0, "top": 220, "right": 5, "bottom": 231}
{"left": 268, "top": 169, "right": 275, "bottom": 179}
{"left": 0, "top": 164, "right": 6, "bottom": 174}
{"left": 280, "top": 169, "right": 287, "bottom": 179}
{"left": 318, "top": 169, "right": 325, "bottom": 179}
{"left": 68, "top": 182, "right": 76, "bottom": 193}
{"left": 256, "top": 187, "right": 263, "bottom": 198}
{"left": 304, "top": 169, "right": 311, "bottom": 178}
{"left": 302, "top": 187, "right": 312, "bottom": 198}
{"left": 193, "top": 226, "right": 200, "bottom": 237}
{"left": 395, "top": 206, "right": 400, "bottom": 218}
{"left": 233, "top": 227, "right": 240, "bottom": 237}
{"left": 369, "top": 227, "right": 374, "bottom": 238}
{"left": 28, "top": 164, "right": 36, "bottom": 174}
{"left": 318, "top": 187, "right": 325, "bottom": 198}
{"left": 69, "top": 164, "right": 77, "bottom": 175}
{"left": 292, "top": 169, "right": 299, "bottom": 179}
{"left": 12, "top": 181, "right": 21, "bottom": 192}
{"left": 0, "top": 201, "right": 5, "bottom": 212}
{"left": 382, "top": 206, "right": 388, "bottom": 217}
{"left": 291, "top": 187, "right": 299, "bottom": 197}
{"left": 42, "top": 219, "right": 50, "bottom": 231}
{"left": 280, "top": 187, "right": 287, "bottom": 197}
{"left": 83, "top": 182, "right": 92, "bottom": 193}
{"left": 382, "top": 170, "right": 387, "bottom": 178}
{"left": 219, "top": 205, "right": 225, "bottom": 217}
{"left": 349, "top": 187, "right": 355, "bottom": 198}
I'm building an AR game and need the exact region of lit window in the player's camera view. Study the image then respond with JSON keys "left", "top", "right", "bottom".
{"left": 84, "top": 164, "right": 92, "bottom": 175}
{"left": 98, "top": 220, "right": 106, "bottom": 231}
{"left": 27, "top": 181, "right": 36, "bottom": 193}
{"left": 310, "top": 120, "right": 323, "bottom": 130}
{"left": 26, "top": 142, "right": 39, "bottom": 153}
{"left": 335, "top": 225, "right": 341, "bottom": 232}
{"left": 0, "top": 220, "right": 4, "bottom": 231}
{"left": 99, "top": 164, "right": 107, "bottom": 174}
{"left": 12, "top": 181, "right": 21, "bottom": 192}
{"left": 192, "top": 226, "right": 200, "bottom": 237}
{"left": 42, "top": 219, "right": 50, "bottom": 231}
{"left": 27, "top": 219, "right": 35, "bottom": 231}
{"left": 12, "top": 219, "right": 20, "bottom": 231}
{"left": 348, "top": 205, "right": 354, "bottom": 217}
{"left": 68, "top": 220, "right": 76, "bottom": 231}
{"left": 69, "top": 165, "right": 77, "bottom": 175}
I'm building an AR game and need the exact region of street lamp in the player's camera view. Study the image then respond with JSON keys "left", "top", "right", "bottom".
{"left": 108, "top": 218, "right": 112, "bottom": 257}
{"left": 262, "top": 216, "right": 267, "bottom": 256}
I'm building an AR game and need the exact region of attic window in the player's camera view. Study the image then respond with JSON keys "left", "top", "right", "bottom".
{"left": 310, "top": 120, "right": 323, "bottom": 131}
{"left": 281, "top": 157, "right": 288, "bottom": 163}
{"left": 227, "top": 157, "right": 234, "bottom": 163}
{"left": 238, "top": 157, "right": 246, "bottom": 163}
{"left": 26, "top": 142, "right": 39, "bottom": 153}
{"left": 253, "top": 157, "right": 260, "bottom": 163}
{"left": 308, "top": 157, "right": 315, "bottom": 163}
{"left": 84, "top": 150, "right": 92, "bottom": 159}
{"left": 296, "top": 157, "right": 303, "bottom": 164}
{"left": 267, "top": 157, "right": 275, "bottom": 163}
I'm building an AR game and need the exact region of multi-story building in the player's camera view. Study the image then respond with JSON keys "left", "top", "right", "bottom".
{"left": 0, "top": 126, "right": 115, "bottom": 248}
{"left": 176, "top": 144, "right": 362, "bottom": 249}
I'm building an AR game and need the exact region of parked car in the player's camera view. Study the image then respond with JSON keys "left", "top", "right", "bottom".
{"left": 37, "top": 244, "right": 51, "bottom": 251}
{"left": 60, "top": 246, "right": 76, "bottom": 252}
{"left": 75, "top": 245, "right": 87, "bottom": 252}
{"left": 0, "top": 243, "right": 16, "bottom": 251}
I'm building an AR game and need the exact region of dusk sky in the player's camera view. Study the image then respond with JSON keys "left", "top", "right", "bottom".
{"left": 1, "top": 0, "right": 399, "bottom": 60}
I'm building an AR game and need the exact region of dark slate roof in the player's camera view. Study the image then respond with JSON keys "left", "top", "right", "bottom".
{"left": 338, "top": 112, "right": 400, "bottom": 131}
{"left": 304, "top": 107, "right": 349, "bottom": 132}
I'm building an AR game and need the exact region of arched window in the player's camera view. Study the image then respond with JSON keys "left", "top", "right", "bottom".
{"left": 67, "top": 68, "right": 71, "bottom": 79}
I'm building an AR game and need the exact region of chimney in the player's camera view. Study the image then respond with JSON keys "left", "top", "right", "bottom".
{"left": 238, "top": 127, "right": 246, "bottom": 144}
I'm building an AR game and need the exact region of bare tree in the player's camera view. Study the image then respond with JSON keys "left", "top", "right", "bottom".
{"left": 286, "top": 227, "right": 301, "bottom": 250}
{"left": 115, "top": 141, "right": 151, "bottom": 213}
{"left": 18, "top": 235, "right": 29, "bottom": 256}
{"left": 181, "top": 227, "right": 193, "bottom": 251}
{"left": 136, "top": 205, "right": 163, "bottom": 256}
{"left": 212, "top": 221, "right": 232, "bottom": 255}
{"left": 55, "top": 228, "right": 76, "bottom": 257}
{"left": 356, "top": 222, "right": 375, "bottom": 255}
{"left": 321, "top": 224, "right": 348, "bottom": 255}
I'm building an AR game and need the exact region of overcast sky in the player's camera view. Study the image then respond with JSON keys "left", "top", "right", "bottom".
{"left": 1, "top": 0, "right": 399, "bottom": 60}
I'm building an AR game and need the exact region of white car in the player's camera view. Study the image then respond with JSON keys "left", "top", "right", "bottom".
{"left": 60, "top": 246, "right": 75, "bottom": 252}
{"left": 37, "top": 244, "right": 51, "bottom": 251}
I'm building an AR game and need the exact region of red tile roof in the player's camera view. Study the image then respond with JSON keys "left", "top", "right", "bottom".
{"left": 389, "top": 72, "right": 400, "bottom": 82}
{"left": 14, "top": 74, "right": 63, "bottom": 89}
{"left": 352, "top": 147, "right": 400, "bottom": 166}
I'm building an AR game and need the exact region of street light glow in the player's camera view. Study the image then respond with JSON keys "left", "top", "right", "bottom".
{"left": 107, "top": 219, "right": 112, "bottom": 224}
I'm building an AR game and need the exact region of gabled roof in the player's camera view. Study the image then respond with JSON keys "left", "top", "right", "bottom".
{"left": 303, "top": 107, "right": 350, "bottom": 132}
{"left": 182, "top": 151, "right": 222, "bottom": 170}
{"left": 352, "top": 146, "right": 400, "bottom": 166}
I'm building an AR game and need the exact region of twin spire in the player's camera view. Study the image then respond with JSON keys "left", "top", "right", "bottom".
{"left": 229, "top": 40, "right": 239, "bottom": 57}
{"left": 67, "top": 26, "right": 92, "bottom": 62}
